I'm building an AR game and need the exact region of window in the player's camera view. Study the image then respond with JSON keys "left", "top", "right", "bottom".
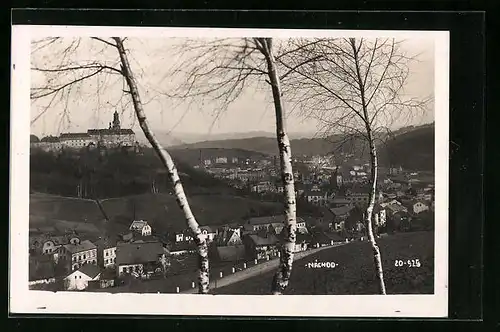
{"left": 75, "top": 276, "right": 77, "bottom": 279}
{"left": 83, "top": 254, "right": 86, "bottom": 259}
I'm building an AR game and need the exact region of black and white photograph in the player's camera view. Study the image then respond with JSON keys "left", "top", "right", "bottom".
{"left": 10, "top": 26, "right": 449, "bottom": 317}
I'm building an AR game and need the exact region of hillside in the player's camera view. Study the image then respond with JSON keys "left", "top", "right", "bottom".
{"left": 378, "top": 124, "right": 435, "bottom": 171}
{"left": 29, "top": 192, "right": 285, "bottom": 237}
{"left": 169, "top": 147, "right": 269, "bottom": 165}
{"left": 29, "top": 148, "right": 288, "bottom": 237}
{"left": 99, "top": 192, "right": 284, "bottom": 235}
{"left": 170, "top": 123, "right": 435, "bottom": 170}
{"left": 214, "top": 231, "right": 434, "bottom": 295}
{"left": 29, "top": 193, "right": 106, "bottom": 236}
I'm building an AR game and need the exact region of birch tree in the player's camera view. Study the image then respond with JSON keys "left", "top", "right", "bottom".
{"left": 166, "top": 37, "right": 302, "bottom": 294}
{"left": 278, "top": 37, "right": 431, "bottom": 294}
{"left": 30, "top": 37, "right": 210, "bottom": 293}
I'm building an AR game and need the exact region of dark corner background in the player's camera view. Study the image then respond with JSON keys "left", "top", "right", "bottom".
{"left": 9, "top": 2, "right": 493, "bottom": 331}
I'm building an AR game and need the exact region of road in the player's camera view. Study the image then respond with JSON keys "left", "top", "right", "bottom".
{"left": 181, "top": 243, "right": 347, "bottom": 294}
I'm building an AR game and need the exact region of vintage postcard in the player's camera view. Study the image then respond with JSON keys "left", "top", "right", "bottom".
{"left": 10, "top": 25, "right": 449, "bottom": 317}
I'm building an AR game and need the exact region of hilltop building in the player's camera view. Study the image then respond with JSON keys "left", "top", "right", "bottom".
{"left": 31, "top": 111, "right": 136, "bottom": 151}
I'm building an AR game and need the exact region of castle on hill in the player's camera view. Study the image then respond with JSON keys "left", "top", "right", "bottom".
{"left": 31, "top": 111, "right": 137, "bottom": 151}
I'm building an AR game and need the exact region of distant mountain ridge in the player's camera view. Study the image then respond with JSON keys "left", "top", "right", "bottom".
{"left": 169, "top": 123, "right": 435, "bottom": 171}
{"left": 137, "top": 130, "right": 317, "bottom": 147}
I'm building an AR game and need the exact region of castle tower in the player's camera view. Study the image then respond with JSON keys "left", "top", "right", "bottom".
{"left": 112, "top": 110, "right": 121, "bottom": 130}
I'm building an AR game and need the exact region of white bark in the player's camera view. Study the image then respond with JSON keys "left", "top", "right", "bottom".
{"left": 258, "top": 38, "right": 297, "bottom": 295}
{"left": 351, "top": 38, "right": 387, "bottom": 295}
{"left": 365, "top": 138, "right": 387, "bottom": 294}
{"left": 113, "top": 37, "right": 210, "bottom": 294}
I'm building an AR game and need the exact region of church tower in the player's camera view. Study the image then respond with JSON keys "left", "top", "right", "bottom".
{"left": 112, "top": 110, "right": 121, "bottom": 130}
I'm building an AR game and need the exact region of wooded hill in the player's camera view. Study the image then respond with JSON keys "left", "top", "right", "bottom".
{"left": 169, "top": 123, "right": 435, "bottom": 171}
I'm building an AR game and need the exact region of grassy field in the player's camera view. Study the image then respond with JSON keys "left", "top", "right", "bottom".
{"left": 99, "top": 192, "right": 283, "bottom": 234}
{"left": 214, "top": 231, "right": 434, "bottom": 295}
{"left": 29, "top": 193, "right": 106, "bottom": 236}
{"left": 29, "top": 192, "right": 284, "bottom": 237}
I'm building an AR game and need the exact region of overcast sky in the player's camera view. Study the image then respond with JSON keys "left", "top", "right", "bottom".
{"left": 30, "top": 36, "right": 435, "bottom": 138}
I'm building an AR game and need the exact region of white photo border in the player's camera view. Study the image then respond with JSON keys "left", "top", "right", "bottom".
{"left": 10, "top": 25, "right": 449, "bottom": 317}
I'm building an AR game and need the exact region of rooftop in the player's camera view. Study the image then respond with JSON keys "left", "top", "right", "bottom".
{"left": 115, "top": 241, "right": 164, "bottom": 266}
{"left": 247, "top": 233, "right": 280, "bottom": 246}
{"left": 64, "top": 240, "right": 96, "bottom": 254}
{"left": 76, "top": 264, "right": 101, "bottom": 279}
{"left": 129, "top": 220, "right": 149, "bottom": 230}
{"left": 60, "top": 132, "right": 91, "bottom": 139}
{"left": 247, "top": 215, "right": 305, "bottom": 225}
{"left": 330, "top": 205, "right": 355, "bottom": 216}
{"left": 87, "top": 128, "right": 135, "bottom": 135}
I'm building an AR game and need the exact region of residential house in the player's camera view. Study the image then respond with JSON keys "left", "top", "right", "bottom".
{"left": 213, "top": 227, "right": 246, "bottom": 262}
{"left": 169, "top": 241, "right": 197, "bottom": 256}
{"left": 175, "top": 230, "right": 194, "bottom": 243}
{"left": 330, "top": 205, "right": 355, "bottom": 231}
{"left": 304, "top": 185, "right": 329, "bottom": 206}
{"left": 345, "top": 186, "right": 371, "bottom": 206}
{"left": 310, "top": 231, "right": 345, "bottom": 248}
{"left": 63, "top": 264, "right": 101, "bottom": 291}
{"left": 382, "top": 200, "right": 409, "bottom": 217}
{"left": 215, "top": 227, "right": 243, "bottom": 246}
{"left": 243, "top": 233, "right": 280, "bottom": 260}
{"left": 59, "top": 240, "right": 98, "bottom": 271}
{"left": 403, "top": 200, "right": 429, "bottom": 215}
{"left": 330, "top": 196, "right": 351, "bottom": 208}
{"left": 215, "top": 157, "right": 228, "bottom": 164}
{"left": 129, "top": 220, "right": 152, "bottom": 236}
{"left": 345, "top": 206, "right": 365, "bottom": 232}
{"left": 115, "top": 241, "right": 166, "bottom": 278}
{"left": 373, "top": 205, "right": 387, "bottom": 227}
{"left": 94, "top": 237, "right": 117, "bottom": 269}
{"left": 199, "top": 225, "right": 217, "bottom": 243}
{"left": 42, "top": 234, "right": 80, "bottom": 255}
{"left": 88, "top": 268, "right": 115, "bottom": 290}
{"left": 251, "top": 181, "right": 274, "bottom": 194}
{"left": 244, "top": 215, "right": 307, "bottom": 234}
{"left": 293, "top": 233, "right": 312, "bottom": 252}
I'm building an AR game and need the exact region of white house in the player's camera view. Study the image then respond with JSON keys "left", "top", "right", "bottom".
{"left": 129, "top": 220, "right": 152, "bottom": 236}
{"left": 175, "top": 231, "right": 194, "bottom": 243}
{"left": 304, "top": 185, "right": 329, "bottom": 206}
{"left": 64, "top": 264, "right": 101, "bottom": 291}
{"left": 103, "top": 246, "right": 117, "bottom": 268}
{"left": 199, "top": 226, "right": 217, "bottom": 242}
{"left": 410, "top": 201, "right": 429, "bottom": 214}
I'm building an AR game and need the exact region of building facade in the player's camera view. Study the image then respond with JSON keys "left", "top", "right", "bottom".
{"left": 59, "top": 240, "right": 98, "bottom": 271}
{"left": 32, "top": 111, "right": 136, "bottom": 151}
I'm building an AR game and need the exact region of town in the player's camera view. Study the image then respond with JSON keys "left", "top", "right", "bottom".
{"left": 28, "top": 118, "right": 435, "bottom": 293}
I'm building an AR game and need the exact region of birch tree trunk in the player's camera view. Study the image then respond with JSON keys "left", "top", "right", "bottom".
{"left": 351, "top": 38, "right": 387, "bottom": 295}
{"left": 365, "top": 132, "right": 387, "bottom": 295}
{"left": 259, "top": 38, "right": 297, "bottom": 295}
{"left": 113, "top": 37, "right": 210, "bottom": 294}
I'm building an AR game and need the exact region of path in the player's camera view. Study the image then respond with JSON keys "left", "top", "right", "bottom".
{"left": 181, "top": 243, "right": 347, "bottom": 294}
